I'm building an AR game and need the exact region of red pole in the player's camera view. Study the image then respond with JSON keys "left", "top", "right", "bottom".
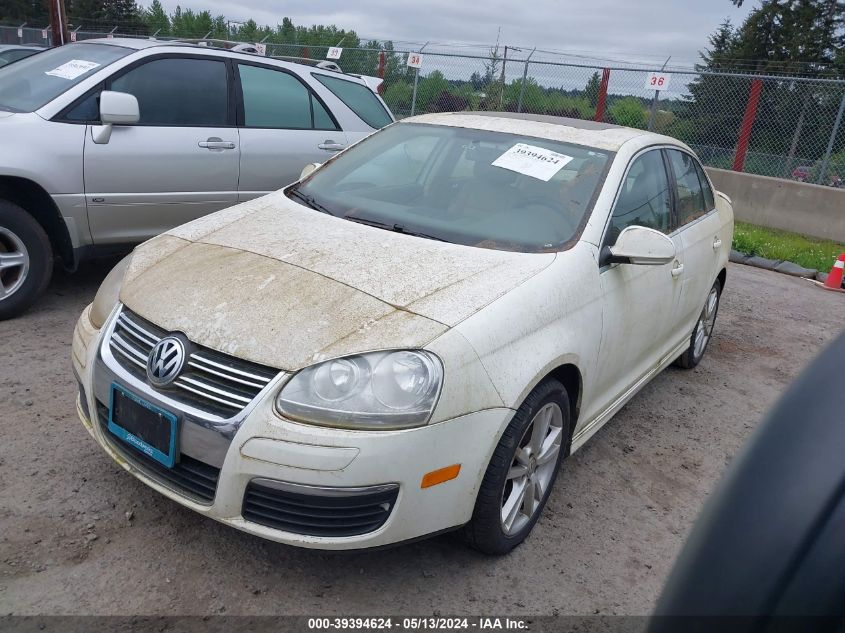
{"left": 302, "top": 46, "right": 310, "bottom": 60}
{"left": 594, "top": 68, "right": 610, "bottom": 122}
{"left": 733, "top": 78, "right": 763, "bottom": 172}
{"left": 377, "top": 51, "right": 385, "bottom": 95}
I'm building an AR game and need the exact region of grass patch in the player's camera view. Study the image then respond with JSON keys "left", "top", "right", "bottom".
{"left": 732, "top": 221, "right": 844, "bottom": 273}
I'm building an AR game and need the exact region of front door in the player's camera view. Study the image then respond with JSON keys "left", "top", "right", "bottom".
{"left": 84, "top": 56, "right": 239, "bottom": 245}
{"left": 234, "top": 62, "right": 348, "bottom": 202}
{"left": 593, "top": 149, "right": 684, "bottom": 415}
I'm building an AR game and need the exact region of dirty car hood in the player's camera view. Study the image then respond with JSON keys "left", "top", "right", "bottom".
{"left": 120, "top": 192, "right": 555, "bottom": 370}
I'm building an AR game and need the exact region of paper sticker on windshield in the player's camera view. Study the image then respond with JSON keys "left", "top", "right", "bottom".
{"left": 492, "top": 143, "right": 574, "bottom": 181}
{"left": 45, "top": 60, "right": 101, "bottom": 80}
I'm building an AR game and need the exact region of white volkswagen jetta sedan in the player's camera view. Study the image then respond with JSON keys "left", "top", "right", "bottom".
{"left": 72, "top": 112, "right": 733, "bottom": 554}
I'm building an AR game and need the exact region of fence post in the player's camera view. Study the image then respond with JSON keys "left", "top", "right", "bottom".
{"left": 817, "top": 89, "right": 845, "bottom": 185}
{"left": 377, "top": 51, "right": 386, "bottom": 95}
{"left": 647, "top": 56, "right": 671, "bottom": 131}
{"left": 732, "top": 78, "right": 763, "bottom": 172}
{"left": 410, "top": 41, "right": 429, "bottom": 117}
{"left": 516, "top": 48, "right": 536, "bottom": 113}
{"left": 594, "top": 68, "right": 610, "bottom": 122}
{"left": 18, "top": 22, "right": 27, "bottom": 44}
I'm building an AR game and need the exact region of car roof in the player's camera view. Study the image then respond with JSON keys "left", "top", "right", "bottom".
{"left": 0, "top": 44, "right": 44, "bottom": 51}
{"left": 76, "top": 38, "right": 371, "bottom": 83}
{"left": 405, "top": 111, "right": 677, "bottom": 152}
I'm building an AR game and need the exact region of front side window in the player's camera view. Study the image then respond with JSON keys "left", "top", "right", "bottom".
{"left": 312, "top": 74, "right": 392, "bottom": 129}
{"left": 111, "top": 57, "right": 228, "bottom": 126}
{"left": 607, "top": 150, "right": 672, "bottom": 242}
{"left": 291, "top": 123, "right": 612, "bottom": 252}
{"left": 0, "top": 43, "right": 130, "bottom": 113}
{"left": 667, "top": 149, "right": 708, "bottom": 227}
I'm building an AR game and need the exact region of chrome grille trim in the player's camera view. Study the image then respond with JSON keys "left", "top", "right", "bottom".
{"left": 106, "top": 307, "right": 282, "bottom": 418}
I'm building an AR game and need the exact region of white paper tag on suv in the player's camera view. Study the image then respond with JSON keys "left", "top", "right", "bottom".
{"left": 492, "top": 143, "right": 574, "bottom": 181}
{"left": 45, "top": 60, "right": 101, "bottom": 80}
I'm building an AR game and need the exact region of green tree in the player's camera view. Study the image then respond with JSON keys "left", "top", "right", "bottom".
{"left": 608, "top": 97, "right": 648, "bottom": 129}
{"left": 584, "top": 71, "right": 601, "bottom": 108}
{"left": 142, "top": 0, "right": 169, "bottom": 35}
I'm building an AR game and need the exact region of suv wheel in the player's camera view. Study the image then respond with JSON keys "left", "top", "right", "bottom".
{"left": 465, "top": 378, "right": 571, "bottom": 555}
{"left": 0, "top": 201, "right": 53, "bottom": 320}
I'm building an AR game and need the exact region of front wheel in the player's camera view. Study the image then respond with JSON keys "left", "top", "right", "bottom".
{"left": 0, "top": 201, "right": 53, "bottom": 320}
{"left": 465, "top": 378, "right": 571, "bottom": 555}
{"left": 675, "top": 278, "right": 721, "bottom": 369}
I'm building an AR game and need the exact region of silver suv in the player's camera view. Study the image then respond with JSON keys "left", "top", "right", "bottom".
{"left": 0, "top": 38, "right": 393, "bottom": 318}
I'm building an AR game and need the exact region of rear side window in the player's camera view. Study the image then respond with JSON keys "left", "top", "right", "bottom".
{"left": 312, "top": 74, "right": 392, "bottom": 129}
{"left": 237, "top": 64, "right": 338, "bottom": 130}
{"left": 694, "top": 160, "right": 716, "bottom": 210}
{"left": 111, "top": 57, "right": 228, "bottom": 126}
{"left": 667, "top": 149, "right": 707, "bottom": 227}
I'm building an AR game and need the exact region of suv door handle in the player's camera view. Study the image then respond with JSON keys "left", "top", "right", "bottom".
{"left": 198, "top": 137, "right": 236, "bottom": 150}
{"left": 318, "top": 140, "right": 345, "bottom": 151}
{"left": 671, "top": 261, "right": 685, "bottom": 278}
{"left": 713, "top": 237, "right": 723, "bottom": 250}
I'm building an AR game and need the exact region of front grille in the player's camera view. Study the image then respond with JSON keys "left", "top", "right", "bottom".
{"left": 242, "top": 481, "right": 399, "bottom": 537}
{"left": 96, "top": 401, "right": 220, "bottom": 503}
{"left": 108, "top": 308, "right": 279, "bottom": 417}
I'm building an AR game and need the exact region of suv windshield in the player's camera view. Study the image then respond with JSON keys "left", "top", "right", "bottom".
{"left": 291, "top": 122, "right": 612, "bottom": 252}
{"left": 0, "top": 43, "right": 130, "bottom": 113}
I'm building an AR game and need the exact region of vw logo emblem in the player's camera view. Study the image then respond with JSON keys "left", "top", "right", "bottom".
{"left": 146, "top": 336, "right": 186, "bottom": 387}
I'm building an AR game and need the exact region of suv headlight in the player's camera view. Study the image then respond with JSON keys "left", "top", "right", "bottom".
{"left": 275, "top": 350, "right": 443, "bottom": 430}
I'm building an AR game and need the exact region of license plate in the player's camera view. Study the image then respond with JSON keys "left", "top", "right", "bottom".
{"left": 108, "top": 383, "right": 178, "bottom": 468}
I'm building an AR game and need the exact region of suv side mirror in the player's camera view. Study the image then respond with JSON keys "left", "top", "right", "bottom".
{"left": 92, "top": 90, "right": 140, "bottom": 145}
{"left": 600, "top": 225, "right": 675, "bottom": 266}
{"left": 300, "top": 162, "right": 321, "bottom": 180}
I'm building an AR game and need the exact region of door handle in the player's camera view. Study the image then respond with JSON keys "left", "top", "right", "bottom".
{"left": 198, "top": 137, "right": 236, "bottom": 150}
{"left": 318, "top": 140, "right": 345, "bottom": 152}
{"left": 713, "top": 237, "right": 723, "bottom": 250}
{"left": 671, "top": 262, "right": 685, "bottom": 278}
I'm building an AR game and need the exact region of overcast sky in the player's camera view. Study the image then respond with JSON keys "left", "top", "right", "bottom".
{"left": 158, "top": 0, "right": 756, "bottom": 67}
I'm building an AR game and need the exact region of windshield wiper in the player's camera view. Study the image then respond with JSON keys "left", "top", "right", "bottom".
{"left": 288, "top": 189, "right": 333, "bottom": 216}
{"left": 345, "top": 216, "right": 449, "bottom": 243}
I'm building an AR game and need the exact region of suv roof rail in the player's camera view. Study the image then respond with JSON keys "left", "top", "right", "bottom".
{"left": 148, "top": 38, "right": 348, "bottom": 74}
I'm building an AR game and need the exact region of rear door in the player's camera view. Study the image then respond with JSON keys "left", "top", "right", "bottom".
{"left": 84, "top": 55, "right": 239, "bottom": 245}
{"left": 665, "top": 149, "right": 723, "bottom": 335}
{"left": 235, "top": 62, "right": 348, "bottom": 201}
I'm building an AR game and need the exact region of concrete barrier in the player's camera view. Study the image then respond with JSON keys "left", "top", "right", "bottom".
{"left": 705, "top": 167, "right": 845, "bottom": 243}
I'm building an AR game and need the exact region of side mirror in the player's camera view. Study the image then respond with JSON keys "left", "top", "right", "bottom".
{"left": 300, "top": 162, "right": 321, "bottom": 180}
{"left": 92, "top": 90, "right": 140, "bottom": 145}
{"left": 601, "top": 225, "right": 675, "bottom": 266}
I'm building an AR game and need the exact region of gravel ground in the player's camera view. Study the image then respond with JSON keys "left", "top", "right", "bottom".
{"left": 0, "top": 261, "right": 842, "bottom": 617}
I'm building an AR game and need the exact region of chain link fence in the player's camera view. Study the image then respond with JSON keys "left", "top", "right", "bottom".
{"left": 2, "top": 24, "right": 844, "bottom": 187}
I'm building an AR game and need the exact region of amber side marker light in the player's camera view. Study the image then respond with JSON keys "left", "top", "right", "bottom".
{"left": 421, "top": 464, "right": 461, "bottom": 489}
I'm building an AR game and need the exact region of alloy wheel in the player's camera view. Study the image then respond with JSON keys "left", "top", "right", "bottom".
{"left": 500, "top": 402, "right": 563, "bottom": 535}
{"left": 693, "top": 286, "right": 719, "bottom": 360}
{"left": 0, "top": 227, "right": 30, "bottom": 301}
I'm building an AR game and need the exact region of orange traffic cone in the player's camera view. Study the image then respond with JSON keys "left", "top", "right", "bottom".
{"left": 823, "top": 254, "right": 845, "bottom": 292}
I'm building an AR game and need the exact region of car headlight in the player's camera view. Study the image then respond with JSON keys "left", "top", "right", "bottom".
{"left": 276, "top": 350, "right": 443, "bottom": 430}
{"left": 89, "top": 255, "right": 131, "bottom": 329}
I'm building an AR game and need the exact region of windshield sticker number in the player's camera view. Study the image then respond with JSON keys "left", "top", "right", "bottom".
{"left": 45, "top": 60, "right": 101, "bottom": 80}
{"left": 492, "top": 143, "right": 574, "bottom": 181}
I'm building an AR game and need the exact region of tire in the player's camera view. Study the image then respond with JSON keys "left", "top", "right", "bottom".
{"left": 675, "top": 278, "right": 722, "bottom": 369}
{"left": 465, "top": 378, "right": 571, "bottom": 555}
{"left": 0, "top": 200, "right": 53, "bottom": 320}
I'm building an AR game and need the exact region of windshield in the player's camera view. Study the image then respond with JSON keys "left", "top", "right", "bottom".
{"left": 291, "top": 122, "right": 612, "bottom": 252}
{"left": 0, "top": 43, "right": 130, "bottom": 113}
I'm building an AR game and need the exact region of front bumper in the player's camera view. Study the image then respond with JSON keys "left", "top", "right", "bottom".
{"left": 73, "top": 306, "right": 514, "bottom": 550}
